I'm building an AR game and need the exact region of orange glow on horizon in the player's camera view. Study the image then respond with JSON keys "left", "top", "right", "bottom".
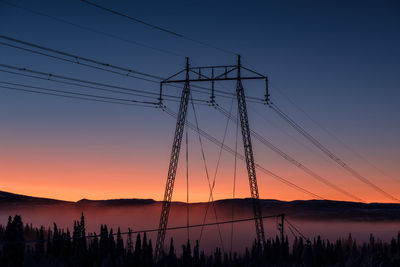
{"left": 1, "top": 121, "right": 399, "bottom": 204}
{"left": 2, "top": 161, "right": 399, "bottom": 204}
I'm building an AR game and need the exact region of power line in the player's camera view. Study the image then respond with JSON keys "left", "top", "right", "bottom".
{"left": 271, "top": 84, "right": 400, "bottom": 184}
{"left": 0, "top": 63, "right": 164, "bottom": 96}
{"left": 0, "top": 84, "right": 154, "bottom": 108}
{"left": 0, "top": 36, "right": 163, "bottom": 80}
{"left": 1, "top": 0, "right": 184, "bottom": 58}
{"left": 81, "top": 0, "right": 183, "bottom": 38}
{"left": 0, "top": 69, "right": 161, "bottom": 100}
{"left": 0, "top": 81, "right": 158, "bottom": 106}
{"left": 80, "top": 0, "right": 237, "bottom": 55}
{"left": 269, "top": 103, "right": 399, "bottom": 202}
{"left": 0, "top": 79, "right": 209, "bottom": 111}
{"left": 0, "top": 36, "right": 265, "bottom": 103}
{"left": 0, "top": 68, "right": 208, "bottom": 105}
{"left": 0, "top": 64, "right": 215, "bottom": 104}
{"left": 215, "top": 104, "right": 364, "bottom": 202}
{"left": 0, "top": 35, "right": 265, "bottom": 103}
{"left": 0, "top": 80, "right": 210, "bottom": 110}
{"left": 0, "top": 41, "right": 160, "bottom": 85}
{"left": 248, "top": 104, "right": 334, "bottom": 164}
{"left": 0, "top": 214, "right": 283, "bottom": 245}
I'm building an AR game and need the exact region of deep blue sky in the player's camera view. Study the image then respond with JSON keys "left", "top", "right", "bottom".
{"left": 0, "top": 0, "right": 399, "bottom": 202}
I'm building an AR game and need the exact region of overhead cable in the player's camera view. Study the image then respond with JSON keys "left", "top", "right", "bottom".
{"left": 269, "top": 103, "right": 399, "bottom": 202}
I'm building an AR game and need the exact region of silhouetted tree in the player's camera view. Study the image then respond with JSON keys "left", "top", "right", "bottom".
{"left": 3, "top": 215, "right": 25, "bottom": 267}
{"left": 2, "top": 214, "right": 400, "bottom": 266}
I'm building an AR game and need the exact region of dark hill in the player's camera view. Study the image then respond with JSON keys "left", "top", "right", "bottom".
{"left": 0, "top": 191, "right": 71, "bottom": 206}
{"left": 1, "top": 191, "right": 399, "bottom": 221}
{"left": 76, "top": 198, "right": 156, "bottom": 207}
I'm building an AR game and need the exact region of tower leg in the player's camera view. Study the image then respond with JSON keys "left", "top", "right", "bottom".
{"left": 236, "top": 55, "right": 266, "bottom": 246}
{"left": 155, "top": 58, "right": 191, "bottom": 261}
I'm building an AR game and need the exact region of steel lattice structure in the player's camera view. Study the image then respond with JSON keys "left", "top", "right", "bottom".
{"left": 155, "top": 55, "right": 269, "bottom": 261}
{"left": 154, "top": 58, "right": 191, "bottom": 260}
{"left": 235, "top": 56, "right": 266, "bottom": 245}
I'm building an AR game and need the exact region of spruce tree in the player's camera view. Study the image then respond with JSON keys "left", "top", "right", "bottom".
{"left": 127, "top": 228, "right": 133, "bottom": 255}
{"left": 3, "top": 215, "right": 25, "bottom": 266}
{"left": 134, "top": 233, "right": 142, "bottom": 266}
{"left": 80, "top": 213, "right": 87, "bottom": 253}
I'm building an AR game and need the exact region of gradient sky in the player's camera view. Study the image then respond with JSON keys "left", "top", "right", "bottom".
{"left": 0, "top": 0, "right": 399, "bottom": 203}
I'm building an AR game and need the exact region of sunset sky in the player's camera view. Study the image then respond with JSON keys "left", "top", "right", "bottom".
{"left": 1, "top": 0, "right": 399, "bottom": 203}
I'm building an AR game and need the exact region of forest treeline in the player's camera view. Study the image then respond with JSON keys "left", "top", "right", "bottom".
{"left": 0, "top": 214, "right": 400, "bottom": 266}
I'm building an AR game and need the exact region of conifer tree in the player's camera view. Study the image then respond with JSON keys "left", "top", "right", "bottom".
{"left": 34, "top": 227, "right": 45, "bottom": 261}
{"left": 3, "top": 215, "right": 25, "bottom": 266}
{"left": 134, "top": 233, "right": 142, "bottom": 266}
{"left": 127, "top": 228, "right": 133, "bottom": 255}
{"left": 116, "top": 227, "right": 125, "bottom": 263}
{"left": 193, "top": 240, "right": 200, "bottom": 266}
{"left": 168, "top": 238, "right": 177, "bottom": 267}
{"left": 80, "top": 213, "right": 87, "bottom": 253}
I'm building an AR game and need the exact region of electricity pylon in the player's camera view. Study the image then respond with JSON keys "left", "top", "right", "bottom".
{"left": 155, "top": 55, "right": 269, "bottom": 261}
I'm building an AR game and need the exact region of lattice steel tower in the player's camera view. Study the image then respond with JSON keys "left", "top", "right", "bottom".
{"left": 155, "top": 55, "right": 269, "bottom": 261}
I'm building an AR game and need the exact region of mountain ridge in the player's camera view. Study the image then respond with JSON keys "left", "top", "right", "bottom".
{"left": 1, "top": 190, "right": 400, "bottom": 221}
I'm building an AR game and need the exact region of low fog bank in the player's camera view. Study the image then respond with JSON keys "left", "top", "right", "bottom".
{"left": 1, "top": 191, "right": 400, "bottom": 252}
{"left": 1, "top": 200, "right": 399, "bottom": 252}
